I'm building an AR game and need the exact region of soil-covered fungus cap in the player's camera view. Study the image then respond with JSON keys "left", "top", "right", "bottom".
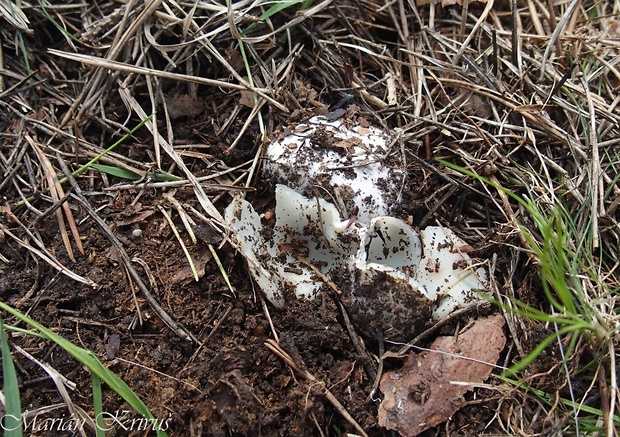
{"left": 262, "top": 115, "right": 406, "bottom": 224}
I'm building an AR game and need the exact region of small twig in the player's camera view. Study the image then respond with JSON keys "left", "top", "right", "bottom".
{"left": 396, "top": 302, "right": 492, "bottom": 356}
{"left": 32, "top": 187, "right": 74, "bottom": 227}
{"left": 295, "top": 257, "right": 377, "bottom": 381}
{"left": 265, "top": 339, "right": 368, "bottom": 437}
{"left": 367, "top": 332, "right": 384, "bottom": 402}
{"left": 539, "top": 0, "right": 581, "bottom": 80}
{"left": 337, "top": 300, "right": 378, "bottom": 382}
{"left": 452, "top": 0, "right": 495, "bottom": 66}
{"left": 15, "top": 260, "right": 42, "bottom": 307}
{"left": 511, "top": 0, "right": 520, "bottom": 71}
{"left": 122, "top": 261, "right": 144, "bottom": 328}
{"left": 259, "top": 290, "right": 279, "bottom": 343}
{"left": 186, "top": 303, "right": 232, "bottom": 365}
{"left": 546, "top": 62, "right": 575, "bottom": 102}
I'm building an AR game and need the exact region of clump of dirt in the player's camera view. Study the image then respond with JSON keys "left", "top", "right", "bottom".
{"left": 344, "top": 269, "right": 433, "bottom": 342}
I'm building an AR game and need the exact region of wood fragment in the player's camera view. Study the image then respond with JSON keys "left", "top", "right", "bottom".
{"left": 266, "top": 339, "right": 369, "bottom": 437}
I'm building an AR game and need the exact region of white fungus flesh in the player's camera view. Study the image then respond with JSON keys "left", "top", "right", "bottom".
{"left": 273, "top": 185, "right": 357, "bottom": 270}
{"left": 226, "top": 196, "right": 286, "bottom": 307}
{"left": 417, "top": 227, "right": 488, "bottom": 319}
{"left": 226, "top": 188, "right": 487, "bottom": 321}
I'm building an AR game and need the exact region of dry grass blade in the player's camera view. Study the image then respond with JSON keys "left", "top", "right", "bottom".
{"left": 0, "top": 0, "right": 31, "bottom": 32}
{"left": 117, "top": 86, "right": 228, "bottom": 231}
{"left": 158, "top": 205, "right": 199, "bottom": 282}
{"left": 48, "top": 49, "right": 255, "bottom": 92}
{"left": 55, "top": 157, "right": 195, "bottom": 343}
{"left": 13, "top": 344, "right": 94, "bottom": 436}
{"left": 62, "top": 0, "right": 164, "bottom": 124}
{"left": 452, "top": 0, "right": 495, "bottom": 65}
{"left": 539, "top": 0, "right": 581, "bottom": 80}
{"left": 0, "top": 223, "right": 96, "bottom": 287}
{"left": 68, "top": 187, "right": 195, "bottom": 342}
{"left": 28, "top": 137, "right": 79, "bottom": 261}
{"left": 47, "top": 49, "right": 287, "bottom": 113}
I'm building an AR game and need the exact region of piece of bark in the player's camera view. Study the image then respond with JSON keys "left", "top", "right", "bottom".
{"left": 378, "top": 314, "right": 506, "bottom": 436}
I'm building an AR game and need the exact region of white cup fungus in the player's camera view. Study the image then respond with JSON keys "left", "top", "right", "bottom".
{"left": 225, "top": 115, "right": 487, "bottom": 339}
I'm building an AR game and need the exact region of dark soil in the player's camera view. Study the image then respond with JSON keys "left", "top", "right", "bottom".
{"left": 0, "top": 1, "right": 575, "bottom": 435}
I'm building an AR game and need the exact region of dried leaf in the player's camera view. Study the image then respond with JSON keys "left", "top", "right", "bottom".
{"left": 331, "top": 139, "right": 357, "bottom": 149}
{"left": 164, "top": 94, "right": 204, "bottom": 119}
{"left": 115, "top": 209, "right": 156, "bottom": 227}
{"left": 168, "top": 246, "right": 212, "bottom": 285}
{"left": 378, "top": 314, "right": 506, "bottom": 436}
{"left": 239, "top": 90, "right": 256, "bottom": 108}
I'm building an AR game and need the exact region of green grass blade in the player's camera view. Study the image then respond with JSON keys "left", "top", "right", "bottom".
{"left": 257, "top": 0, "right": 307, "bottom": 20}
{"left": 92, "top": 374, "right": 105, "bottom": 437}
{"left": 91, "top": 164, "right": 141, "bottom": 180}
{"left": 496, "top": 373, "right": 620, "bottom": 427}
{"left": 152, "top": 172, "right": 182, "bottom": 182}
{"left": 1, "top": 317, "right": 23, "bottom": 436}
{"left": 90, "top": 164, "right": 181, "bottom": 182}
{"left": 439, "top": 159, "right": 603, "bottom": 377}
{"left": 1, "top": 324, "right": 46, "bottom": 339}
{"left": 0, "top": 303, "right": 167, "bottom": 437}
{"left": 242, "top": 0, "right": 312, "bottom": 35}
{"left": 503, "top": 324, "right": 582, "bottom": 377}
{"left": 36, "top": 0, "right": 82, "bottom": 45}
{"left": 208, "top": 244, "right": 236, "bottom": 296}
{"left": 69, "top": 115, "right": 153, "bottom": 181}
